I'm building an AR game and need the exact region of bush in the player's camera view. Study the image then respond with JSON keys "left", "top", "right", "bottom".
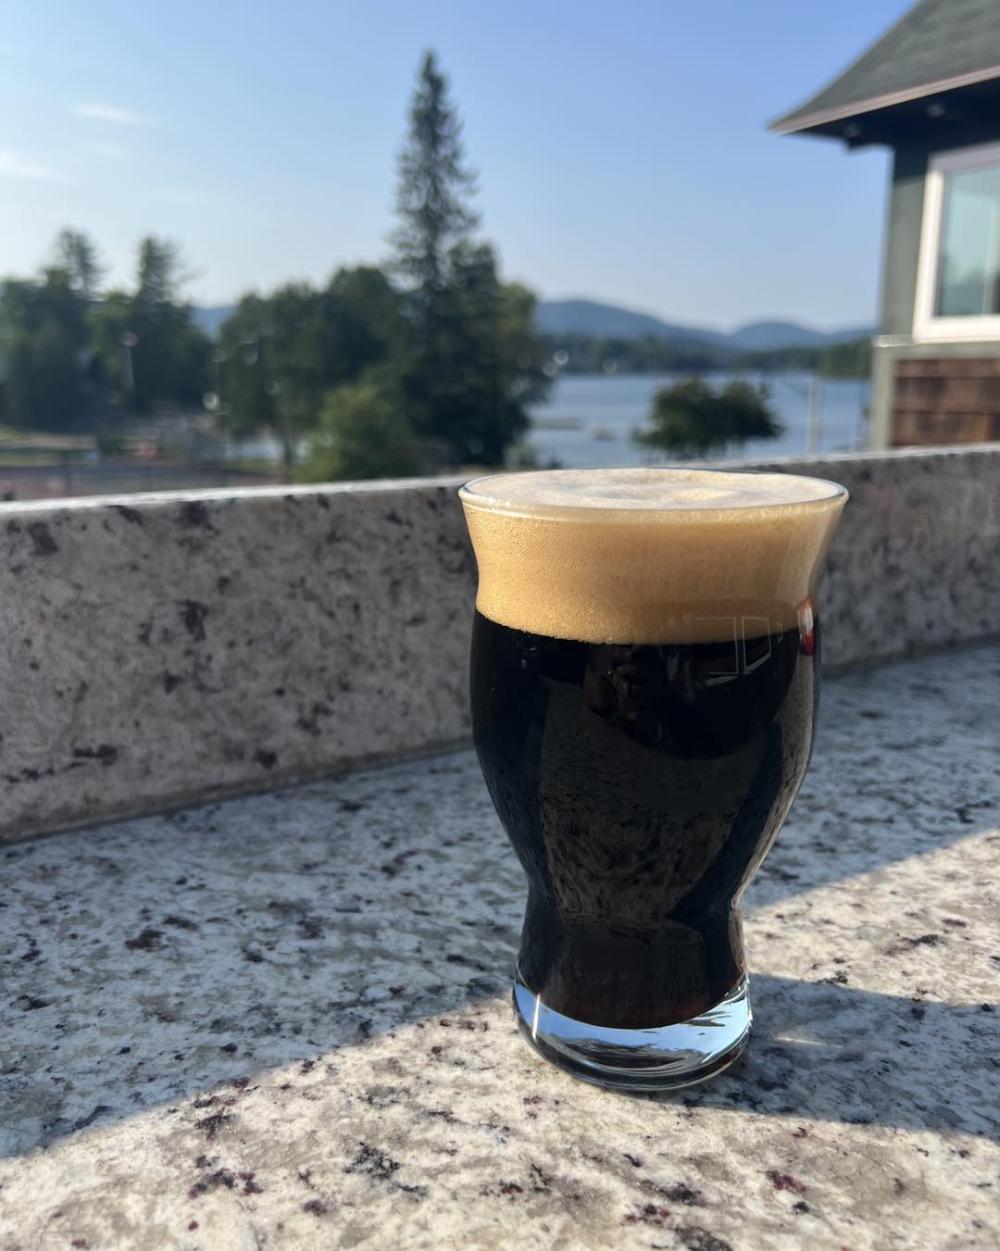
{"left": 96, "top": 431, "right": 128, "bottom": 457}
{"left": 636, "top": 377, "right": 782, "bottom": 458}
{"left": 299, "top": 373, "right": 419, "bottom": 482}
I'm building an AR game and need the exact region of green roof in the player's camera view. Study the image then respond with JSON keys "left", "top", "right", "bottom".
{"left": 772, "top": 0, "right": 1000, "bottom": 135}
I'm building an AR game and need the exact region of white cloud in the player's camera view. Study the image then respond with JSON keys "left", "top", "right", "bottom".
{"left": 88, "top": 140, "right": 128, "bottom": 159}
{"left": 74, "top": 102, "right": 149, "bottom": 126}
{"left": 0, "top": 147, "right": 69, "bottom": 182}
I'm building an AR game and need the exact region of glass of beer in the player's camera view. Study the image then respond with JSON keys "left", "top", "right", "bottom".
{"left": 460, "top": 468, "right": 847, "bottom": 1090}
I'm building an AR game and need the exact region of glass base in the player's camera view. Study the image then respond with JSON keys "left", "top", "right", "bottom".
{"left": 513, "top": 973, "right": 751, "bottom": 1091}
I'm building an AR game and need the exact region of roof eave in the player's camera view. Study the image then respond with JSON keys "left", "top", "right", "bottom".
{"left": 770, "top": 63, "right": 1000, "bottom": 136}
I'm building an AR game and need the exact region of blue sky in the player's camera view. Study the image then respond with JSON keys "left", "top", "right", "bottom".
{"left": 1, "top": 0, "right": 910, "bottom": 328}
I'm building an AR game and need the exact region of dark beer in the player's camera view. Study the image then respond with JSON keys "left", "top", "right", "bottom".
{"left": 460, "top": 467, "right": 846, "bottom": 1087}
{"left": 471, "top": 612, "right": 817, "bottom": 1029}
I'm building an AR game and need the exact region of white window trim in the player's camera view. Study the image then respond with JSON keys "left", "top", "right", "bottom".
{"left": 913, "top": 139, "right": 1000, "bottom": 342}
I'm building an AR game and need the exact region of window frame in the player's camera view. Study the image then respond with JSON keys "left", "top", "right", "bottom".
{"left": 913, "top": 138, "right": 1000, "bottom": 342}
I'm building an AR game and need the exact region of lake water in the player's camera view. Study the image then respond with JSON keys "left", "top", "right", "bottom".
{"left": 226, "top": 370, "right": 871, "bottom": 470}
{"left": 525, "top": 372, "right": 871, "bottom": 467}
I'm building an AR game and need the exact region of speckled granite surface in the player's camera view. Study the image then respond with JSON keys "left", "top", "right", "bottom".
{"left": 1, "top": 447, "right": 998, "bottom": 841}
{"left": 1, "top": 646, "right": 997, "bottom": 1250}
{"left": 0, "top": 478, "right": 470, "bottom": 841}
{"left": 756, "top": 445, "right": 999, "bottom": 674}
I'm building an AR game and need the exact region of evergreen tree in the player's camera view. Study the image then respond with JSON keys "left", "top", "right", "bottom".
{"left": 90, "top": 236, "right": 209, "bottom": 415}
{"left": 392, "top": 50, "right": 544, "bottom": 466}
{"left": 0, "top": 267, "right": 89, "bottom": 430}
{"left": 325, "top": 265, "right": 403, "bottom": 381}
{"left": 393, "top": 51, "right": 478, "bottom": 296}
{"left": 136, "top": 237, "right": 183, "bottom": 307}
{"left": 32, "top": 321, "right": 83, "bottom": 426}
{"left": 54, "top": 229, "right": 104, "bottom": 299}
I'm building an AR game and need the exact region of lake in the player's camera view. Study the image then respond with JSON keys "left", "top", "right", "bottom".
{"left": 525, "top": 372, "right": 871, "bottom": 467}
{"left": 225, "top": 370, "right": 871, "bottom": 470}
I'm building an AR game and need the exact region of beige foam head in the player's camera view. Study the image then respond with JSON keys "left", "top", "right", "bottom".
{"left": 460, "top": 468, "right": 847, "bottom": 644}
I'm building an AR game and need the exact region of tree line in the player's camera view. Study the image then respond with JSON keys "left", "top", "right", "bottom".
{"left": 0, "top": 231, "right": 210, "bottom": 437}
{"left": 540, "top": 332, "right": 872, "bottom": 378}
{"left": 0, "top": 49, "right": 868, "bottom": 478}
{"left": 0, "top": 52, "right": 548, "bottom": 479}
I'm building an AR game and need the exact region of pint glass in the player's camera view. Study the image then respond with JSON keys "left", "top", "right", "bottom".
{"left": 460, "top": 468, "right": 847, "bottom": 1089}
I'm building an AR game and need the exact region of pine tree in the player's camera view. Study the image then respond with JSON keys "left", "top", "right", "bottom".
{"left": 391, "top": 51, "right": 541, "bottom": 466}
{"left": 90, "top": 236, "right": 209, "bottom": 414}
{"left": 393, "top": 50, "right": 478, "bottom": 301}
{"left": 54, "top": 229, "right": 104, "bottom": 300}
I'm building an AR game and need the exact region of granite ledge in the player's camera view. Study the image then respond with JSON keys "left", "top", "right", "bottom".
{"left": 2, "top": 444, "right": 999, "bottom": 844}
{"left": 0, "top": 645, "right": 997, "bottom": 1251}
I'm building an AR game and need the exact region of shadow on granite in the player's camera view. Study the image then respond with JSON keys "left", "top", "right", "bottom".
{"left": 2, "top": 648, "right": 997, "bottom": 1157}
{"left": 4, "top": 944, "right": 997, "bottom": 1157}
{"left": 653, "top": 973, "right": 997, "bottom": 1138}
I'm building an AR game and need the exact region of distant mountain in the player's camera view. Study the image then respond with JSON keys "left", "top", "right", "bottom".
{"left": 535, "top": 299, "right": 715, "bottom": 344}
{"left": 725, "top": 320, "right": 871, "bottom": 350}
{"left": 191, "top": 297, "right": 871, "bottom": 353}
{"left": 535, "top": 298, "right": 871, "bottom": 351}
{"left": 191, "top": 305, "right": 234, "bottom": 338}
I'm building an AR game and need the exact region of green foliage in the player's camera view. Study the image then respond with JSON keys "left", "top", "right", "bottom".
{"left": 3, "top": 336, "right": 39, "bottom": 425}
{"left": 217, "top": 283, "right": 323, "bottom": 471}
{"left": 392, "top": 51, "right": 547, "bottom": 466}
{"left": 300, "top": 371, "right": 419, "bottom": 482}
{"left": 325, "top": 265, "right": 403, "bottom": 379}
{"left": 88, "top": 290, "right": 133, "bottom": 410}
{"left": 1, "top": 230, "right": 209, "bottom": 430}
{"left": 541, "top": 333, "right": 729, "bottom": 374}
{"left": 818, "top": 337, "right": 871, "bottom": 378}
{"left": 0, "top": 268, "right": 90, "bottom": 431}
{"left": 136, "top": 237, "right": 184, "bottom": 305}
{"left": 54, "top": 229, "right": 104, "bottom": 299}
{"left": 539, "top": 334, "right": 873, "bottom": 378}
{"left": 393, "top": 50, "right": 478, "bottom": 293}
{"left": 396, "top": 242, "right": 528, "bottom": 463}
{"left": 1, "top": 45, "right": 552, "bottom": 474}
{"left": 217, "top": 267, "right": 404, "bottom": 470}
{"left": 499, "top": 281, "right": 550, "bottom": 409}
{"left": 30, "top": 322, "right": 84, "bottom": 426}
{"left": 1, "top": 269, "right": 90, "bottom": 350}
{"left": 89, "top": 236, "right": 210, "bottom": 413}
{"left": 636, "top": 377, "right": 782, "bottom": 458}
{"left": 96, "top": 431, "right": 128, "bottom": 457}
{"left": 734, "top": 345, "right": 820, "bottom": 372}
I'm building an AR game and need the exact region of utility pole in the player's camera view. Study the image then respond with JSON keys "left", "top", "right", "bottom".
{"left": 807, "top": 375, "right": 823, "bottom": 455}
{"left": 121, "top": 331, "right": 139, "bottom": 414}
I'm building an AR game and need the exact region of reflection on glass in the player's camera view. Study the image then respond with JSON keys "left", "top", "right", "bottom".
{"left": 461, "top": 467, "right": 848, "bottom": 1090}
{"left": 936, "top": 162, "right": 1000, "bottom": 317}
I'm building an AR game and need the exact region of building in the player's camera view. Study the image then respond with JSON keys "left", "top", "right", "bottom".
{"left": 772, "top": 0, "right": 1000, "bottom": 448}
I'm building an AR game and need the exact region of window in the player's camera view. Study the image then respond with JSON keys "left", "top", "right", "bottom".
{"left": 913, "top": 140, "right": 1000, "bottom": 341}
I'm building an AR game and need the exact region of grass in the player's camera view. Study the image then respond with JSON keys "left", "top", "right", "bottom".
{"left": 0, "top": 426, "right": 94, "bottom": 449}
{"left": 0, "top": 449, "right": 87, "bottom": 467}
{"left": 0, "top": 425, "right": 94, "bottom": 465}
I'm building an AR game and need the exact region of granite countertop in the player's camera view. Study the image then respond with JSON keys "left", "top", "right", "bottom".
{"left": 1, "top": 646, "right": 998, "bottom": 1251}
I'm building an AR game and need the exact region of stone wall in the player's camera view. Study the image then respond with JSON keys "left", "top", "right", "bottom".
{"left": 2, "top": 445, "right": 997, "bottom": 840}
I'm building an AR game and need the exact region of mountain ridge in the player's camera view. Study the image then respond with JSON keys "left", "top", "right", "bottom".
{"left": 191, "top": 298, "right": 872, "bottom": 351}
{"left": 535, "top": 299, "right": 872, "bottom": 349}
